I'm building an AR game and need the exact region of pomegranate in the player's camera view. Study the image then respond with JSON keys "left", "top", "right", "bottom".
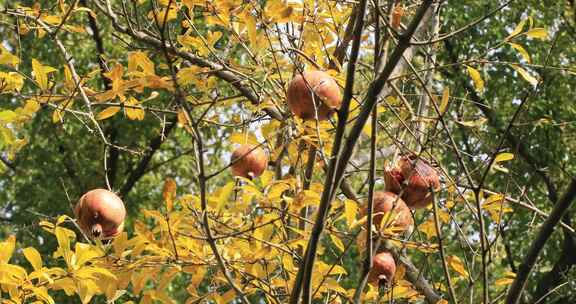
{"left": 74, "top": 189, "right": 126, "bottom": 239}
{"left": 286, "top": 70, "right": 342, "bottom": 120}
{"left": 385, "top": 155, "right": 440, "bottom": 209}
{"left": 368, "top": 251, "right": 396, "bottom": 287}
{"left": 230, "top": 144, "right": 268, "bottom": 179}
{"left": 361, "top": 191, "right": 413, "bottom": 232}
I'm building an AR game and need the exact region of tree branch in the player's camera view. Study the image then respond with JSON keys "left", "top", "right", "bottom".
{"left": 119, "top": 117, "right": 177, "bottom": 198}
{"left": 505, "top": 178, "right": 576, "bottom": 304}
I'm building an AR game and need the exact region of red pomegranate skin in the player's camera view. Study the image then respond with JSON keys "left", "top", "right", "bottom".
{"left": 361, "top": 191, "right": 413, "bottom": 232}
{"left": 230, "top": 144, "right": 268, "bottom": 179}
{"left": 398, "top": 156, "right": 441, "bottom": 209}
{"left": 286, "top": 70, "right": 342, "bottom": 120}
{"left": 75, "top": 189, "right": 126, "bottom": 239}
{"left": 384, "top": 167, "right": 404, "bottom": 194}
{"left": 368, "top": 251, "right": 396, "bottom": 286}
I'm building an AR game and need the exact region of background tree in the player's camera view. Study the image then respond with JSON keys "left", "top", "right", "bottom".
{"left": 0, "top": 0, "right": 575, "bottom": 303}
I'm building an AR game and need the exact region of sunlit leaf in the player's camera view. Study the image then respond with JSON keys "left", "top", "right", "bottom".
{"left": 96, "top": 106, "right": 121, "bottom": 120}
{"left": 510, "top": 64, "right": 538, "bottom": 86}
{"left": 0, "top": 71, "right": 25, "bottom": 92}
{"left": 447, "top": 255, "right": 469, "bottom": 279}
{"left": 163, "top": 178, "right": 177, "bottom": 212}
{"left": 0, "top": 235, "right": 16, "bottom": 263}
{"left": 216, "top": 182, "right": 235, "bottom": 211}
{"left": 433, "top": 90, "right": 447, "bottom": 117}
{"left": 506, "top": 19, "right": 526, "bottom": 40}
{"left": 494, "top": 152, "right": 514, "bottom": 163}
{"left": 125, "top": 97, "right": 145, "bottom": 120}
{"left": 31, "top": 286, "right": 55, "bottom": 304}
{"left": 0, "top": 46, "right": 19, "bottom": 67}
{"left": 508, "top": 42, "right": 531, "bottom": 63}
{"left": 23, "top": 247, "right": 42, "bottom": 271}
{"left": 330, "top": 234, "right": 345, "bottom": 252}
{"left": 495, "top": 271, "right": 516, "bottom": 286}
{"left": 525, "top": 27, "right": 548, "bottom": 40}
{"left": 343, "top": 199, "right": 357, "bottom": 227}
{"left": 466, "top": 65, "right": 484, "bottom": 92}
{"left": 229, "top": 132, "right": 259, "bottom": 145}
{"left": 32, "top": 59, "right": 57, "bottom": 91}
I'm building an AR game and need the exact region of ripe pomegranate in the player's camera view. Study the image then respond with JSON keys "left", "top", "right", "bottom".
{"left": 230, "top": 144, "right": 268, "bottom": 179}
{"left": 361, "top": 191, "right": 413, "bottom": 232}
{"left": 286, "top": 70, "right": 342, "bottom": 120}
{"left": 385, "top": 155, "right": 441, "bottom": 209}
{"left": 74, "top": 189, "right": 126, "bottom": 239}
{"left": 368, "top": 251, "right": 396, "bottom": 287}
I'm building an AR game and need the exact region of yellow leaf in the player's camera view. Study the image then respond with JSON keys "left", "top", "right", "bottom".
{"left": 216, "top": 182, "right": 235, "bottom": 211}
{"left": 128, "top": 51, "right": 155, "bottom": 76}
{"left": 229, "top": 132, "right": 259, "bottom": 145}
{"left": 495, "top": 271, "right": 516, "bottom": 286}
{"left": 447, "top": 255, "right": 469, "bottom": 279}
{"left": 0, "top": 263, "right": 28, "bottom": 284}
{"left": 439, "top": 87, "right": 450, "bottom": 115}
{"left": 0, "top": 46, "right": 19, "bottom": 67}
{"left": 482, "top": 193, "right": 512, "bottom": 224}
{"left": 148, "top": 6, "right": 178, "bottom": 23}
{"left": 418, "top": 217, "right": 436, "bottom": 239}
{"left": 163, "top": 178, "right": 177, "bottom": 211}
{"left": 206, "top": 31, "right": 223, "bottom": 47}
{"left": 0, "top": 235, "right": 16, "bottom": 263}
{"left": 75, "top": 243, "right": 103, "bottom": 267}
{"left": 96, "top": 106, "right": 121, "bottom": 120}
{"left": 455, "top": 117, "right": 487, "bottom": 128}
{"left": 495, "top": 277, "right": 515, "bottom": 286}
{"left": 245, "top": 13, "right": 258, "bottom": 47}
{"left": 22, "top": 247, "right": 42, "bottom": 271}
{"left": 510, "top": 64, "right": 538, "bottom": 86}
{"left": 508, "top": 42, "right": 531, "bottom": 63}
{"left": 31, "top": 286, "right": 55, "bottom": 304}
{"left": 32, "top": 59, "right": 57, "bottom": 91}
{"left": 125, "top": 97, "right": 145, "bottom": 120}
{"left": 41, "top": 15, "right": 62, "bottom": 25}
{"left": 494, "top": 152, "right": 514, "bottom": 163}
{"left": 466, "top": 65, "right": 484, "bottom": 92}
{"left": 0, "top": 110, "right": 17, "bottom": 123}
{"left": 343, "top": 199, "right": 357, "bottom": 227}
{"left": 506, "top": 19, "right": 526, "bottom": 40}
{"left": 330, "top": 234, "right": 345, "bottom": 252}
{"left": 0, "top": 71, "right": 25, "bottom": 92}
{"left": 177, "top": 108, "right": 191, "bottom": 127}
{"left": 52, "top": 277, "right": 76, "bottom": 296}
{"left": 176, "top": 66, "right": 203, "bottom": 86}
{"left": 525, "top": 27, "right": 548, "bottom": 40}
